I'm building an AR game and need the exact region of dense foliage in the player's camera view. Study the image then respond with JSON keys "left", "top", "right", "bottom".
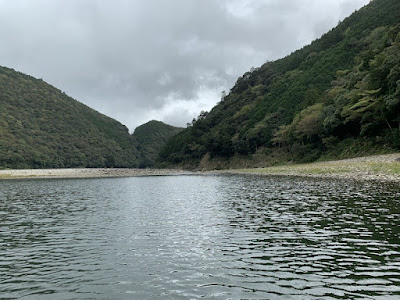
{"left": 159, "top": 0, "right": 400, "bottom": 167}
{"left": 132, "top": 120, "right": 183, "bottom": 168}
{"left": 0, "top": 66, "right": 139, "bottom": 168}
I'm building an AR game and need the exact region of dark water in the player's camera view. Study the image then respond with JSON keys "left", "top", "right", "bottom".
{"left": 0, "top": 175, "right": 399, "bottom": 299}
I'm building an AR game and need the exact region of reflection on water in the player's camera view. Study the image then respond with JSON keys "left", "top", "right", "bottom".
{"left": 0, "top": 175, "right": 399, "bottom": 299}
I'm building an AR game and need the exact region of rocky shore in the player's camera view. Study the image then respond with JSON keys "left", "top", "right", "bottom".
{"left": 222, "top": 153, "right": 400, "bottom": 183}
{"left": 0, "top": 168, "right": 191, "bottom": 180}
{"left": 1, "top": 153, "right": 400, "bottom": 183}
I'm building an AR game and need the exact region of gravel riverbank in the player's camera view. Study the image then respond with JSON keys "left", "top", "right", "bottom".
{"left": 1, "top": 153, "right": 400, "bottom": 182}
{"left": 220, "top": 153, "right": 400, "bottom": 183}
{"left": 0, "top": 168, "right": 191, "bottom": 180}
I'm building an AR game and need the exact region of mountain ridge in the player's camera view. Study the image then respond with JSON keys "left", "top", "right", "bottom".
{"left": 132, "top": 120, "right": 183, "bottom": 168}
{"left": 0, "top": 66, "right": 181, "bottom": 169}
{"left": 158, "top": 0, "right": 400, "bottom": 169}
{"left": 0, "top": 65, "right": 141, "bottom": 168}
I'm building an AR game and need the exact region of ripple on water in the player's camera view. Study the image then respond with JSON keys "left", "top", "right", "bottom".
{"left": 0, "top": 175, "right": 399, "bottom": 299}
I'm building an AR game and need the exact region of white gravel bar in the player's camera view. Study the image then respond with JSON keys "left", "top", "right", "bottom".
{"left": 0, "top": 168, "right": 191, "bottom": 179}
{"left": 219, "top": 153, "right": 400, "bottom": 183}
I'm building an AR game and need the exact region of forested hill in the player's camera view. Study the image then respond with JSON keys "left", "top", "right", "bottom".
{"left": 159, "top": 0, "right": 400, "bottom": 169}
{"left": 132, "top": 120, "right": 183, "bottom": 168}
{"left": 0, "top": 66, "right": 139, "bottom": 168}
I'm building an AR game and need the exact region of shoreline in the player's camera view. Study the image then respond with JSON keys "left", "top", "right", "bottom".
{"left": 0, "top": 168, "right": 193, "bottom": 180}
{"left": 220, "top": 153, "right": 400, "bottom": 183}
{"left": 1, "top": 153, "right": 400, "bottom": 183}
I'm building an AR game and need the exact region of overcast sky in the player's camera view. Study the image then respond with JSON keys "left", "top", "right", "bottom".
{"left": 0, "top": 0, "right": 369, "bottom": 132}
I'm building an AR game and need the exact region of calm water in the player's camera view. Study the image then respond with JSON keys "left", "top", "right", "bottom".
{"left": 0, "top": 175, "right": 399, "bottom": 299}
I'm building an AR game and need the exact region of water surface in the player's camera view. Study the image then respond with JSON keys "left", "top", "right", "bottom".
{"left": 1, "top": 175, "right": 399, "bottom": 299}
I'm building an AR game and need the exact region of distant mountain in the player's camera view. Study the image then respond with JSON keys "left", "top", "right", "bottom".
{"left": 159, "top": 0, "right": 400, "bottom": 169}
{"left": 132, "top": 120, "right": 183, "bottom": 168}
{"left": 0, "top": 66, "right": 139, "bottom": 169}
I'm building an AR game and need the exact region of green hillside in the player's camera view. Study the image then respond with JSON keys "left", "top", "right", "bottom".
{"left": 0, "top": 66, "right": 139, "bottom": 169}
{"left": 132, "top": 120, "right": 183, "bottom": 168}
{"left": 159, "top": 0, "right": 400, "bottom": 169}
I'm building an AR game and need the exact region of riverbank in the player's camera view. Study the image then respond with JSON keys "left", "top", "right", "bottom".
{"left": 0, "top": 168, "right": 191, "bottom": 180}
{"left": 2, "top": 153, "right": 400, "bottom": 182}
{"left": 221, "top": 153, "right": 400, "bottom": 183}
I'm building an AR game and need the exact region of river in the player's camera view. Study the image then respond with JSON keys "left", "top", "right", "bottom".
{"left": 1, "top": 175, "right": 399, "bottom": 299}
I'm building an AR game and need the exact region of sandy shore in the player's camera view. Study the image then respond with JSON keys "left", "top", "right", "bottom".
{"left": 220, "top": 153, "right": 400, "bottom": 183}
{"left": 0, "top": 168, "right": 192, "bottom": 180}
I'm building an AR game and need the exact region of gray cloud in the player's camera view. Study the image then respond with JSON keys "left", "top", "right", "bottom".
{"left": 0, "top": 0, "right": 369, "bottom": 131}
